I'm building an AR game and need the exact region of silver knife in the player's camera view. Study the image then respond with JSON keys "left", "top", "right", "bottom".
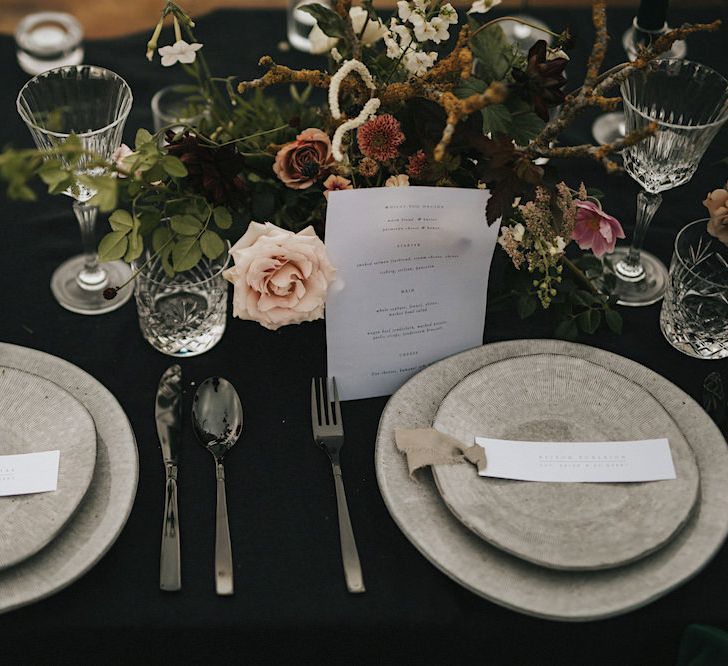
{"left": 155, "top": 364, "right": 183, "bottom": 592}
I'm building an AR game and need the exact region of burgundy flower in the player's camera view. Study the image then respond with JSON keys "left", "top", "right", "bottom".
{"left": 273, "top": 128, "right": 334, "bottom": 190}
{"left": 406, "top": 150, "right": 428, "bottom": 180}
{"left": 357, "top": 114, "right": 405, "bottom": 162}
{"left": 512, "top": 39, "right": 568, "bottom": 122}
{"left": 165, "top": 131, "right": 246, "bottom": 207}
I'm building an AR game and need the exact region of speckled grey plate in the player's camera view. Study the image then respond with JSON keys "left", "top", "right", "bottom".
{"left": 0, "top": 343, "right": 138, "bottom": 614}
{"left": 0, "top": 366, "right": 97, "bottom": 571}
{"left": 432, "top": 354, "right": 700, "bottom": 571}
{"left": 375, "top": 340, "right": 728, "bottom": 621}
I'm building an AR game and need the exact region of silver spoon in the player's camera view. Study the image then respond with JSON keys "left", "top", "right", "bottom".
{"left": 192, "top": 376, "right": 243, "bottom": 596}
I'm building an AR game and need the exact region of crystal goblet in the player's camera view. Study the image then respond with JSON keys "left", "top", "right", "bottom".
{"left": 612, "top": 59, "right": 728, "bottom": 307}
{"left": 17, "top": 65, "right": 134, "bottom": 314}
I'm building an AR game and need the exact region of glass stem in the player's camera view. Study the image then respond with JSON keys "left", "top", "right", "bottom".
{"left": 73, "top": 201, "right": 108, "bottom": 291}
{"left": 615, "top": 189, "right": 662, "bottom": 282}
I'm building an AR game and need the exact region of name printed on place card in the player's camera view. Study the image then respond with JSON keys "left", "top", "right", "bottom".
{"left": 473, "top": 437, "right": 676, "bottom": 483}
{"left": 0, "top": 451, "right": 60, "bottom": 496}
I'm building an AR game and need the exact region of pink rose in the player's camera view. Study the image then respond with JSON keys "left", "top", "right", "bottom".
{"left": 572, "top": 200, "right": 625, "bottom": 257}
{"left": 223, "top": 222, "right": 336, "bottom": 330}
{"left": 703, "top": 185, "right": 728, "bottom": 245}
{"left": 273, "top": 128, "right": 333, "bottom": 190}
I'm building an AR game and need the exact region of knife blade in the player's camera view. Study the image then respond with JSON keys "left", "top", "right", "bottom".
{"left": 155, "top": 364, "right": 183, "bottom": 592}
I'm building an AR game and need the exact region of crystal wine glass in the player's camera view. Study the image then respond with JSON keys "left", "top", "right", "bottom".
{"left": 17, "top": 65, "right": 134, "bottom": 315}
{"left": 592, "top": 19, "right": 686, "bottom": 146}
{"left": 612, "top": 59, "right": 728, "bottom": 306}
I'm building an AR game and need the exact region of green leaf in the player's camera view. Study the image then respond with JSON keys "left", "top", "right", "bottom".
{"left": 152, "top": 226, "right": 172, "bottom": 252}
{"left": 172, "top": 237, "right": 202, "bottom": 272}
{"left": 160, "top": 243, "right": 175, "bottom": 278}
{"left": 298, "top": 4, "right": 346, "bottom": 38}
{"left": 83, "top": 176, "right": 118, "bottom": 212}
{"left": 200, "top": 230, "right": 225, "bottom": 260}
{"left": 135, "top": 128, "right": 154, "bottom": 149}
{"left": 138, "top": 210, "right": 161, "bottom": 236}
{"left": 570, "top": 290, "right": 595, "bottom": 307}
{"left": 108, "top": 209, "right": 134, "bottom": 232}
{"left": 170, "top": 214, "right": 203, "bottom": 236}
{"left": 577, "top": 309, "right": 602, "bottom": 334}
{"left": 161, "top": 155, "right": 188, "bottom": 178}
{"left": 516, "top": 294, "right": 537, "bottom": 319}
{"left": 481, "top": 104, "right": 512, "bottom": 137}
{"left": 213, "top": 206, "right": 233, "bottom": 229}
{"left": 554, "top": 318, "right": 578, "bottom": 341}
{"left": 469, "top": 25, "right": 513, "bottom": 83}
{"left": 124, "top": 224, "right": 143, "bottom": 263}
{"left": 605, "top": 308, "right": 623, "bottom": 335}
{"left": 98, "top": 231, "right": 128, "bottom": 262}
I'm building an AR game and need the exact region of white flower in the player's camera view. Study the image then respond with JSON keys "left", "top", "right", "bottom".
{"left": 547, "top": 47, "right": 570, "bottom": 61}
{"left": 331, "top": 97, "right": 381, "bottom": 161}
{"left": 158, "top": 40, "right": 203, "bottom": 67}
{"left": 468, "top": 0, "right": 502, "bottom": 14}
{"left": 438, "top": 3, "right": 458, "bottom": 24}
{"left": 397, "top": 1, "right": 414, "bottom": 22}
{"left": 429, "top": 16, "right": 452, "bottom": 43}
{"left": 548, "top": 236, "right": 568, "bottom": 255}
{"left": 328, "top": 59, "right": 376, "bottom": 120}
{"left": 403, "top": 50, "right": 438, "bottom": 76}
{"left": 308, "top": 24, "right": 338, "bottom": 54}
{"left": 385, "top": 174, "right": 410, "bottom": 187}
{"left": 308, "top": 6, "right": 387, "bottom": 55}
{"left": 412, "top": 16, "right": 437, "bottom": 43}
{"left": 511, "top": 223, "right": 525, "bottom": 242}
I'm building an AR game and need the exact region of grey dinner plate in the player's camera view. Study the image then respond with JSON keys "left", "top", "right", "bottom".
{"left": 375, "top": 340, "right": 728, "bottom": 621}
{"left": 432, "top": 353, "right": 700, "bottom": 571}
{"left": 0, "top": 343, "right": 138, "bottom": 614}
{"left": 0, "top": 366, "right": 97, "bottom": 571}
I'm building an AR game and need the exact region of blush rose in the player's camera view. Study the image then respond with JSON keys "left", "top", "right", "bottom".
{"left": 572, "top": 200, "right": 625, "bottom": 257}
{"left": 223, "top": 222, "right": 336, "bottom": 330}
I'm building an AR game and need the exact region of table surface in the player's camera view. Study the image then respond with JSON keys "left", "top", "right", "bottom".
{"left": 1, "top": 6, "right": 727, "bottom": 664}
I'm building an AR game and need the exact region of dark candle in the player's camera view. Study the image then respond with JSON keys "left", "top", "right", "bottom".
{"left": 636, "top": 0, "right": 669, "bottom": 31}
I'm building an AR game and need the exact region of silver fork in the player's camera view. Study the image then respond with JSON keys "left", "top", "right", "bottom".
{"left": 311, "top": 377, "right": 366, "bottom": 594}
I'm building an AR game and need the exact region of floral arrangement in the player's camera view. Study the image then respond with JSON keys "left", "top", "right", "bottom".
{"left": 0, "top": 0, "right": 719, "bottom": 334}
{"left": 704, "top": 182, "right": 728, "bottom": 245}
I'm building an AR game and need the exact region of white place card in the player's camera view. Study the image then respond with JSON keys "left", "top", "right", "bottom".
{"left": 473, "top": 437, "right": 676, "bottom": 483}
{"left": 325, "top": 186, "right": 501, "bottom": 401}
{"left": 0, "top": 451, "right": 60, "bottom": 496}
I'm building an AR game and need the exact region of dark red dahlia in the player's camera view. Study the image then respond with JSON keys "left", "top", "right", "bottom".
{"left": 406, "top": 150, "right": 428, "bottom": 180}
{"left": 511, "top": 40, "right": 568, "bottom": 122}
{"left": 165, "top": 131, "right": 247, "bottom": 207}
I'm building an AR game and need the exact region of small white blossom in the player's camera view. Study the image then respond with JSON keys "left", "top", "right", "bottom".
{"left": 511, "top": 223, "right": 525, "bottom": 242}
{"left": 330, "top": 47, "right": 343, "bottom": 63}
{"left": 548, "top": 236, "right": 568, "bottom": 255}
{"left": 308, "top": 6, "right": 386, "bottom": 54}
{"left": 412, "top": 17, "right": 437, "bottom": 43}
{"left": 468, "top": 0, "right": 502, "bottom": 14}
{"left": 547, "top": 47, "right": 570, "bottom": 61}
{"left": 403, "top": 50, "right": 438, "bottom": 76}
{"left": 309, "top": 24, "right": 338, "bottom": 54}
{"left": 158, "top": 40, "right": 203, "bottom": 67}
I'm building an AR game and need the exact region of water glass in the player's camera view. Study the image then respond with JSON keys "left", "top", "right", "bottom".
{"left": 287, "top": 0, "right": 332, "bottom": 52}
{"left": 660, "top": 219, "right": 728, "bottom": 360}
{"left": 134, "top": 246, "right": 230, "bottom": 357}
{"left": 151, "top": 84, "right": 205, "bottom": 134}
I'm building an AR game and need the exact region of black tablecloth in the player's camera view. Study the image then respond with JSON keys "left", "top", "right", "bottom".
{"left": 1, "top": 6, "right": 727, "bottom": 664}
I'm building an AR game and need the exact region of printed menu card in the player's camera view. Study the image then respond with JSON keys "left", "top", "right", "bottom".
{"left": 325, "top": 186, "right": 500, "bottom": 401}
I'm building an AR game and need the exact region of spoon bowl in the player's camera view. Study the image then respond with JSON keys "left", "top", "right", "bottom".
{"left": 191, "top": 376, "right": 243, "bottom": 596}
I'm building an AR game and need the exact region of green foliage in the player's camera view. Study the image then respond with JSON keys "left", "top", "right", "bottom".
{"left": 297, "top": 3, "right": 345, "bottom": 38}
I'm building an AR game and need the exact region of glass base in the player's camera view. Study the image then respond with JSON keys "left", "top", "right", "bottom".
{"left": 51, "top": 255, "right": 133, "bottom": 315}
{"left": 592, "top": 111, "right": 625, "bottom": 146}
{"left": 608, "top": 247, "right": 668, "bottom": 307}
{"left": 660, "top": 308, "right": 728, "bottom": 360}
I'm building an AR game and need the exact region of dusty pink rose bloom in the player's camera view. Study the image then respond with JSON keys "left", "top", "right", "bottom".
{"left": 572, "top": 200, "right": 625, "bottom": 257}
{"left": 322, "top": 174, "right": 353, "bottom": 199}
{"left": 703, "top": 185, "right": 728, "bottom": 245}
{"left": 223, "top": 222, "right": 336, "bottom": 331}
{"left": 273, "top": 128, "right": 333, "bottom": 190}
{"left": 111, "top": 143, "right": 135, "bottom": 177}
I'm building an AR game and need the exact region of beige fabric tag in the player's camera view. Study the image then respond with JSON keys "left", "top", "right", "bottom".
{"left": 394, "top": 428, "right": 487, "bottom": 478}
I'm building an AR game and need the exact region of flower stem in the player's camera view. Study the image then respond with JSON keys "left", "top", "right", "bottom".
{"left": 562, "top": 255, "right": 601, "bottom": 296}
{"left": 470, "top": 16, "right": 561, "bottom": 42}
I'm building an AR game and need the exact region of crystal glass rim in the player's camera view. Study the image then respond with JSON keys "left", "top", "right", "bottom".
{"left": 14, "top": 12, "right": 83, "bottom": 55}
{"left": 621, "top": 59, "right": 728, "bottom": 131}
{"left": 136, "top": 240, "right": 232, "bottom": 288}
{"left": 16, "top": 65, "right": 133, "bottom": 139}
{"left": 151, "top": 84, "right": 203, "bottom": 121}
{"left": 673, "top": 218, "right": 728, "bottom": 290}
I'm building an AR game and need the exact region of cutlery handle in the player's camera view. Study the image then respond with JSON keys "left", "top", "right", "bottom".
{"left": 215, "top": 463, "right": 234, "bottom": 596}
{"left": 160, "top": 468, "right": 181, "bottom": 592}
{"left": 331, "top": 461, "right": 366, "bottom": 594}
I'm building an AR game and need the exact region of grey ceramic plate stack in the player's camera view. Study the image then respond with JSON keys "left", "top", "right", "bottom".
{"left": 375, "top": 340, "right": 728, "bottom": 621}
{"left": 0, "top": 344, "right": 138, "bottom": 614}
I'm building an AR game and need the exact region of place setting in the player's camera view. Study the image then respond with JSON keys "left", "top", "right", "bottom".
{"left": 0, "top": 2, "right": 728, "bottom": 659}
